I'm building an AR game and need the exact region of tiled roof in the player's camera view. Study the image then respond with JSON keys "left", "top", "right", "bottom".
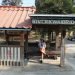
{"left": 0, "top": 6, "right": 35, "bottom": 29}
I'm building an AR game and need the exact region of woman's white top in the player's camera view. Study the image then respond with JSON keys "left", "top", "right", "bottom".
{"left": 38, "top": 42, "right": 46, "bottom": 49}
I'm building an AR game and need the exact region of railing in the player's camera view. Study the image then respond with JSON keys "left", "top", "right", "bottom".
{"left": 0, "top": 45, "right": 24, "bottom": 66}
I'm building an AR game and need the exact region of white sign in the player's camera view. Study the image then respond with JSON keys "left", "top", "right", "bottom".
{"left": 32, "top": 20, "right": 75, "bottom": 24}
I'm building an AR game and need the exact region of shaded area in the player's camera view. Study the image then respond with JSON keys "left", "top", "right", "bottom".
{"left": 24, "top": 41, "right": 59, "bottom": 59}
{"left": 25, "top": 42, "right": 41, "bottom": 58}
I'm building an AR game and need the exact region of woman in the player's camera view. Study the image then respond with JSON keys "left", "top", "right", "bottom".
{"left": 38, "top": 39, "right": 46, "bottom": 63}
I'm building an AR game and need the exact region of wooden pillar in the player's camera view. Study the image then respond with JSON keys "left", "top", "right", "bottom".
{"left": 5, "top": 30, "right": 9, "bottom": 44}
{"left": 56, "top": 30, "right": 60, "bottom": 51}
{"left": 24, "top": 32, "right": 28, "bottom": 59}
{"left": 48, "top": 29, "right": 51, "bottom": 50}
{"left": 52, "top": 32, "right": 54, "bottom": 41}
{"left": 54, "top": 30, "right": 60, "bottom": 59}
{"left": 41, "top": 28, "right": 45, "bottom": 39}
{"left": 60, "top": 30, "right": 66, "bottom": 67}
{"left": 20, "top": 31, "right": 24, "bottom": 65}
{"left": 20, "top": 32, "right": 24, "bottom": 46}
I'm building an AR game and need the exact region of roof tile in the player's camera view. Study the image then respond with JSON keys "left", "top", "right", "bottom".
{"left": 0, "top": 6, "right": 35, "bottom": 29}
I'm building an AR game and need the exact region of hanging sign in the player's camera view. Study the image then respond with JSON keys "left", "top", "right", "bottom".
{"left": 32, "top": 20, "right": 75, "bottom": 25}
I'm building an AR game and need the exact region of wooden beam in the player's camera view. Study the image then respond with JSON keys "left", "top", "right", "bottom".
{"left": 7, "top": 34, "right": 20, "bottom": 36}
{"left": 46, "top": 51, "right": 61, "bottom": 55}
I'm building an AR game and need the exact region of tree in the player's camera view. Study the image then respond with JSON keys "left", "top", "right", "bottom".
{"left": 35, "top": 0, "right": 73, "bottom": 14}
{"left": 2, "top": 0, "right": 22, "bottom": 6}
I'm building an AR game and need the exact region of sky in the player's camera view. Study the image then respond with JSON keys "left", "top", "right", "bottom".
{"left": 22, "top": 0, "right": 35, "bottom": 6}
{"left": 0, "top": 0, "right": 2, "bottom": 5}
{"left": 0, "top": 0, "right": 35, "bottom": 6}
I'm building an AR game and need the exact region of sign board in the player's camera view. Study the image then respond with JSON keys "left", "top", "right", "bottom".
{"left": 32, "top": 20, "right": 75, "bottom": 25}
{"left": 31, "top": 15, "right": 75, "bottom": 25}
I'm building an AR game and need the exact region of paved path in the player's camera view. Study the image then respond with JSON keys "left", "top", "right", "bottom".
{"left": 65, "top": 39, "right": 75, "bottom": 70}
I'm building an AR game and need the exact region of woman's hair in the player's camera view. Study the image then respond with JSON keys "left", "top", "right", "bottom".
{"left": 40, "top": 38, "right": 45, "bottom": 42}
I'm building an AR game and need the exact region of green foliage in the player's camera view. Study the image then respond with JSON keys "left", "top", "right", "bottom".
{"left": 36, "top": 0, "right": 73, "bottom": 14}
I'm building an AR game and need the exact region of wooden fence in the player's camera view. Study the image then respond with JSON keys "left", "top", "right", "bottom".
{"left": 0, "top": 46, "right": 24, "bottom": 66}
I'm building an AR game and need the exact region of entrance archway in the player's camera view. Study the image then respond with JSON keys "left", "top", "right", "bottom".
{"left": 30, "top": 14, "right": 75, "bottom": 67}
